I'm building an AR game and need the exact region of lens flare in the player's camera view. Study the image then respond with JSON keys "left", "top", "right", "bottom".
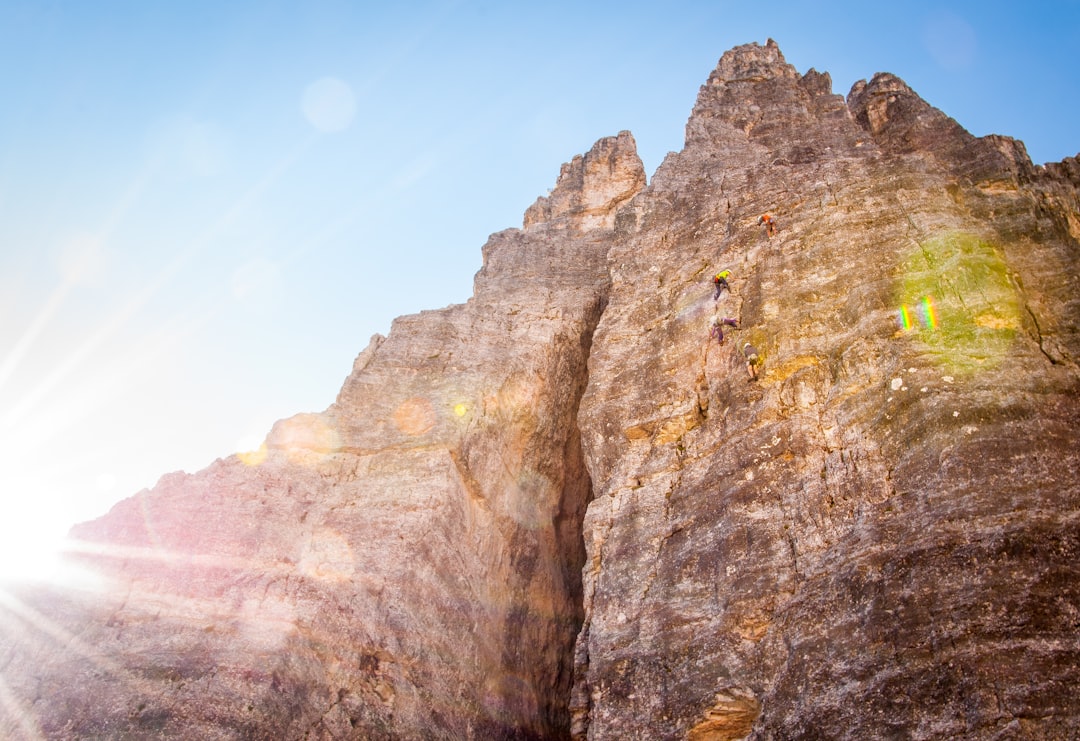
{"left": 301, "top": 77, "right": 357, "bottom": 133}
{"left": 238, "top": 443, "right": 269, "bottom": 467}
{"left": 920, "top": 295, "right": 937, "bottom": 330}
{"left": 264, "top": 413, "right": 341, "bottom": 465}
{"left": 896, "top": 232, "right": 1021, "bottom": 375}
{"left": 896, "top": 296, "right": 937, "bottom": 332}
{"left": 898, "top": 304, "right": 913, "bottom": 331}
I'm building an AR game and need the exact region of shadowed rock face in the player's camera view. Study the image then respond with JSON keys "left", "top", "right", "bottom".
{"left": 2, "top": 40, "right": 1078, "bottom": 740}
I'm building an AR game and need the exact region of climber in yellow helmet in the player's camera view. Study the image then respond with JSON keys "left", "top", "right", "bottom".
{"left": 712, "top": 270, "right": 731, "bottom": 300}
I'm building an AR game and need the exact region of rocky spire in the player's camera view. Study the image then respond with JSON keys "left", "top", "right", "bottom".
{"left": 523, "top": 130, "right": 645, "bottom": 233}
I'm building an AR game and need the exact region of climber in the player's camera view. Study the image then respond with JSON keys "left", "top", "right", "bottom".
{"left": 743, "top": 342, "right": 761, "bottom": 380}
{"left": 710, "top": 317, "right": 739, "bottom": 345}
{"left": 758, "top": 212, "right": 777, "bottom": 238}
{"left": 712, "top": 270, "right": 731, "bottom": 300}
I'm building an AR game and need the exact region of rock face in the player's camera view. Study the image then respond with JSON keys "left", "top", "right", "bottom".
{"left": 569, "top": 41, "right": 1080, "bottom": 740}
{"left": 1, "top": 131, "right": 644, "bottom": 740}
{"left": 3, "top": 40, "right": 1079, "bottom": 740}
{"left": 523, "top": 131, "right": 647, "bottom": 233}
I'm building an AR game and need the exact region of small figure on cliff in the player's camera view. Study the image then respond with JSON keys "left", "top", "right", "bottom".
{"left": 758, "top": 212, "right": 778, "bottom": 238}
{"left": 712, "top": 270, "right": 731, "bottom": 300}
{"left": 743, "top": 342, "right": 761, "bottom": 380}
{"left": 710, "top": 317, "right": 739, "bottom": 345}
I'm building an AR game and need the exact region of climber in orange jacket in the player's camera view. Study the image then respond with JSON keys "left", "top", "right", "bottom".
{"left": 758, "top": 212, "right": 777, "bottom": 238}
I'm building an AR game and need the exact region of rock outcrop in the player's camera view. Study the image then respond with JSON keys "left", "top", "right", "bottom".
{"left": 569, "top": 39, "right": 1080, "bottom": 740}
{"left": 2, "top": 40, "right": 1078, "bottom": 740}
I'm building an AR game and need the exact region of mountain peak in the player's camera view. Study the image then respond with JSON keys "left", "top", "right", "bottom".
{"left": 523, "top": 130, "right": 645, "bottom": 233}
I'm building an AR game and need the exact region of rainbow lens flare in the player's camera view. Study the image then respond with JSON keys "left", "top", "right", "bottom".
{"left": 896, "top": 232, "right": 1020, "bottom": 374}
{"left": 898, "top": 304, "right": 913, "bottom": 331}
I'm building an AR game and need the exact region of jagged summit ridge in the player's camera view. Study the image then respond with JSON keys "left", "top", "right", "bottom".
{"left": 3, "top": 40, "right": 1079, "bottom": 741}
{"left": 680, "top": 40, "right": 852, "bottom": 158}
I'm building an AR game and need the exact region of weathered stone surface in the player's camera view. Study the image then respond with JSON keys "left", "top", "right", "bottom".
{"left": 570, "top": 40, "right": 1080, "bottom": 740}
{"left": 0, "top": 135, "right": 643, "bottom": 740}
{"left": 524, "top": 131, "right": 646, "bottom": 234}
{"left": 2, "top": 40, "right": 1078, "bottom": 741}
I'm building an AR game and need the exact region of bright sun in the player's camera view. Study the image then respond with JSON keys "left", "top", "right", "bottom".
{"left": 0, "top": 401, "right": 116, "bottom": 584}
{"left": 0, "top": 421, "right": 90, "bottom": 584}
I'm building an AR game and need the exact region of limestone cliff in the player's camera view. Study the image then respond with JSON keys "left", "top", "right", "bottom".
{"left": 2, "top": 40, "right": 1078, "bottom": 740}
{"left": 570, "top": 40, "right": 1080, "bottom": 740}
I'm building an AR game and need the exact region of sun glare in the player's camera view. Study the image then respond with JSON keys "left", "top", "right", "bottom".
{"left": 0, "top": 514, "right": 69, "bottom": 585}
{"left": 0, "top": 374, "right": 130, "bottom": 586}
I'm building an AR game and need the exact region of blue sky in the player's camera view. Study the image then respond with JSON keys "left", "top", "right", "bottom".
{"left": 1, "top": 1, "right": 1078, "bottom": 579}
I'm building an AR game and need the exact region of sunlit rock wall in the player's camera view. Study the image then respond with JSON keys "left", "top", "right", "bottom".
{"left": 570, "top": 40, "right": 1080, "bottom": 740}
{"left": 0, "top": 136, "right": 643, "bottom": 739}
{"left": 2, "top": 40, "right": 1078, "bottom": 741}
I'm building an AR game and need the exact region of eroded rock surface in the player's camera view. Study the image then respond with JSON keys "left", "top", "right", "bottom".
{"left": 571, "top": 40, "right": 1080, "bottom": 740}
{"left": 2, "top": 40, "right": 1078, "bottom": 741}
{"left": 1, "top": 135, "right": 643, "bottom": 740}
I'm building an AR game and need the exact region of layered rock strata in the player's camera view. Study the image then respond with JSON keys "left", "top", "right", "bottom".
{"left": 570, "top": 40, "right": 1080, "bottom": 740}
{"left": 1, "top": 40, "right": 1078, "bottom": 741}
{"left": 1, "top": 135, "right": 644, "bottom": 739}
